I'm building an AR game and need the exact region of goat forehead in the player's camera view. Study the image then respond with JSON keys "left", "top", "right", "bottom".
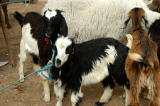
{"left": 45, "top": 10, "right": 57, "bottom": 20}
{"left": 55, "top": 37, "right": 72, "bottom": 50}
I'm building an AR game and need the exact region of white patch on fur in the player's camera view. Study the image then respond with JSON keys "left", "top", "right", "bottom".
{"left": 99, "top": 86, "right": 113, "bottom": 103}
{"left": 22, "top": 23, "right": 39, "bottom": 56}
{"left": 54, "top": 81, "right": 66, "bottom": 106}
{"left": 18, "top": 23, "right": 39, "bottom": 82}
{"left": 124, "top": 86, "right": 130, "bottom": 106}
{"left": 78, "top": 87, "right": 83, "bottom": 98}
{"left": 128, "top": 53, "right": 143, "bottom": 62}
{"left": 82, "top": 45, "right": 117, "bottom": 85}
{"left": 45, "top": 10, "right": 57, "bottom": 20}
{"left": 55, "top": 36, "right": 72, "bottom": 68}
{"left": 56, "top": 79, "right": 62, "bottom": 87}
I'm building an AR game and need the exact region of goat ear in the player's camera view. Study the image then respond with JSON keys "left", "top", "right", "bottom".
{"left": 43, "top": 10, "right": 47, "bottom": 16}
{"left": 60, "top": 16, "right": 68, "bottom": 36}
{"left": 124, "top": 17, "right": 131, "bottom": 29}
{"left": 142, "top": 16, "right": 148, "bottom": 28}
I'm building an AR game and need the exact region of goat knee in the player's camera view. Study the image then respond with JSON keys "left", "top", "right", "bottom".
{"left": 54, "top": 81, "right": 66, "bottom": 106}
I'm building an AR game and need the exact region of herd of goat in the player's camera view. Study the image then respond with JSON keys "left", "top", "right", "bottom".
{"left": 1, "top": 0, "right": 160, "bottom": 106}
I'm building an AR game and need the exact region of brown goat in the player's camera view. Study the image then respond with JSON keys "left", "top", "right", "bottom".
{"left": 125, "top": 8, "right": 160, "bottom": 106}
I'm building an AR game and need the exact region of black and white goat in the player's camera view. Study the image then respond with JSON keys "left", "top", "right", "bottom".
{"left": 14, "top": 9, "right": 68, "bottom": 102}
{"left": 51, "top": 34, "right": 133, "bottom": 106}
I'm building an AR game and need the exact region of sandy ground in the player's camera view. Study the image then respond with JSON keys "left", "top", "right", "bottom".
{"left": 0, "top": 0, "right": 149, "bottom": 106}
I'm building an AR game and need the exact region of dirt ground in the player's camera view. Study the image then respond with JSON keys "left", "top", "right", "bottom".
{"left": 0, "top": 0, "right": 149, "bottom": 106}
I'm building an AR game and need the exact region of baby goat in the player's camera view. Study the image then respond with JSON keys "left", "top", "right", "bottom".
{"left": 125, "top": 8, "right": 160, "bottom": 106}
{"left": 14, "top": 9, "right": 68, "bottom": 102}
{"left": 51, "top": 34, "right": 133, "bottom": 106}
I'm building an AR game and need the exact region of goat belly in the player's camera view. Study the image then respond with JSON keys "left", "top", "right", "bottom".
{"left": 22, "top": 23, "right": 39, "bottom": 56}
{"left": 75, "top": 41, "right": 118, "bottom": 86}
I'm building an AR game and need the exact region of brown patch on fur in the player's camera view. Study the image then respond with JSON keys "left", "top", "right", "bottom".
{"left": 125, "top": 8, "right": 160, "bottom": 106}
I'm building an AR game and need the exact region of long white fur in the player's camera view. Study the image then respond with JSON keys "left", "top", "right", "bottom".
{"left": 45, "top": 10, "right": 57, "bottom": 20}
{"left": 128, "top": 53, "right": 144, "bottom": 62}
{"left": 99, "top": 86, "right": 113, "bottom": 103}
{"left": 42, "top": 0, "right": 160, "bottom": 43}
{"left": 126, "top": 34, "right": 133, "bottom": 49}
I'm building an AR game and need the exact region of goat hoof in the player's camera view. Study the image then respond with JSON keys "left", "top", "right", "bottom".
{"left": 43, "top": 95, "right": 50, "bottom": 102}
{"left": 95, "top": 102, "right": 105, "bottom": 106}
{"left": 77, "top": 96, "right": 83, "bottom": 103}
{"left": 76, "top": 103, "right": 79, "bottom": 106}
{"left": 19, "top": 78, "right": 24, "bottom": 82}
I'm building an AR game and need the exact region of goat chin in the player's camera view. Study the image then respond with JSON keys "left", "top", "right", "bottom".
{"left": 128, "top": 53, "right": 143, "bottom": 62}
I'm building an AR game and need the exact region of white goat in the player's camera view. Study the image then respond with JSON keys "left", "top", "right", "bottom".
{"left": 42, "top": 0, "right": 160, "bottom": 43}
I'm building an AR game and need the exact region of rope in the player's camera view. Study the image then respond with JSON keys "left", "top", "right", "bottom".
{"left": 40, "top": 48, "right": 55, "bottom": 80}
{"left": 0, "top": 0, "right": 26, "bottom": 6}
{"left": 0, "top": 48, "right": 55, "bottom": 92}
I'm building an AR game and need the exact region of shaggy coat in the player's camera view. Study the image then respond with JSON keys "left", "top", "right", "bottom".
{"left": 51, "top": 35, "right": 133, "bottom": 106}
{"left": 125, "top": 8, "right": 160, "bottom": 106}
{"left": 43, "top": 0, "right": 160, "bottom": 43}
{"left": 0, "top": 0, "right": 11, "bottom": 28}
{"left": 14, "top": 10, "right": 68, "bottom": 102}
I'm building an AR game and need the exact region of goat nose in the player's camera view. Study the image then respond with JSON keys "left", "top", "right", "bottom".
{"left": 56, "top": 59, "right": 61, "bottom": 65}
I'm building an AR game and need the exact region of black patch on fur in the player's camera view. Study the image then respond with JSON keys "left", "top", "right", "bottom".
{"left": 148, "top": 19, "right": 160, "bottom": 60}
{"left": 30, "top": 54, "right": 39, "bottom": 64}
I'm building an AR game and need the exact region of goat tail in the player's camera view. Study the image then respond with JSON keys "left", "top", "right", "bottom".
{"left": 128, "top": 53, "right": 154, "bottom": 68}
{"left": 126, "top": 34, "right": 133, "bottom": 48}
{"left": 14, "top": 11, "right": 24, "bottom": 26}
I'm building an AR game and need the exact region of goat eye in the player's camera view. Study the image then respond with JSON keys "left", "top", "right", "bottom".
{"left": 66, "top": 46, "right": 72, "bottom": 54}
